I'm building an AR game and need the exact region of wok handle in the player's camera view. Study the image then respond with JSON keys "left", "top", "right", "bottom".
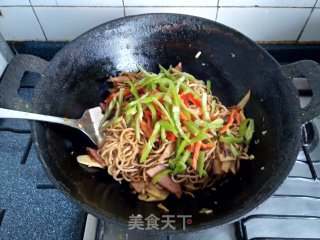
{"left": 281, "top": 60, "right": 320, "bottom": 124}
{"left": 0, "top": 54, "right": 49, "bottom": 111}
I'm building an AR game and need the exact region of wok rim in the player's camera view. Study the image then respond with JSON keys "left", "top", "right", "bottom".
{"left": 31, "top": 13, "right": 301, "bottom": 234}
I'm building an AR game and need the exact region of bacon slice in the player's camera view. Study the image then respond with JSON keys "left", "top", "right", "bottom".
{"left": 131, "top": 181, "right": 146, "bottom": 194}
{"left": 146, "top": 165, "right": 182, "bottom": 199}
{"left": 86, "top": 147, "right": 106, "bottom": 167}
{"left": 158, "top": 143, "right": 175, "bottom": 162}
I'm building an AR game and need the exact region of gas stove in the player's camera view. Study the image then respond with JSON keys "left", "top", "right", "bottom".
{"left": 0, "top": 42, "right": 320, "bottom": 240}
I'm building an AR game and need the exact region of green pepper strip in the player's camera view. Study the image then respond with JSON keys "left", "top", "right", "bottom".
{"left": 151, "top": 169, "right": 172, "bottom": 184}
{"left": 146, "top": 83, "right": 153, "bottom": 92}
{"left": 135, "top": 75, "right": 159, "bottom": 87}
{"left": 180, "top": 83, "right": 200, "bottom": 99}
{"left": 230, "top": 144, "right": 239, "bottom": 157}
{"left": 202, "top": 170, "right": 208, "bottom": 177}
{"left": 239, "top": 119, "right": 249, "bottom": 137}
{"left": 146, "top": 103, "right": 157, "bottom": 125}
{"left": 175, "top": 75, "right": 186, "bottom": 93}
{"left": 239, "top": 118, "right": 255, "bottom": 145}
{"left": 190, "top": 131, "right": 210, "bottom": 144}
{"left": 125, "top": 80, "right": 143, "bottom": 141}
{"left": 173, "top": 162, "right": 187, "bottom": 175}
{"left": 183, "top": 121, "right": 200, "bottom": 135}
{"left": 100, "top": 97, "right": 117, "bottom": 127}
{"left": 140, "top": 93, "right": 165, "bottom": 104}
{"left": 135, "top": 104, "right": 143, "bottom": 141}
{"left": 244, "top": 119, "right": 254, "bottom": 145}
{"left": 170, "top": 150, "right": 190, "bottom": 170}
{"left": 164, "top": 94, "right": 173, "bottom": 105}
{"left": 197, "top": 151, "right": 205, "bottom": 177}
{"left": 172, "top": 106, "right": 190, "bottom": 141}
{"left": 220, "top": 135, "right": 243, "bottom": 144}
{"left": 137, "top": 65, "right": 152, "bottom": 77}
{"left": 140, "top": 122, "right": 161, "bottom": 163}
{"left": 176, "top": 134, "right": 191, "bottom": 157}
{"left": 169, "top": 83, "right": 191, "bottom": 141}
{"left": 125, "top": 80, "right": 139, "bottom": 98}
{"left": 114, "top": 88, "right": 124, "bottom": 118}
{"left": 125, "top": 105, "right": 137, "bottom": 117}
{"left": 175, "top": 136, "right": 181, "bottom": 156}
{"left": 101, "top": 116, "right": 123, "bottom": 130}
{"left": 171, "top": 68, "right": 196, "bottom": 81}
{"left": 207, "top": 80, "right": 211, "bottom": 92}
{"left": 195, "top": 118, "right": 224, "bottom": 132}
{"left": 153, "top": 99, "right": 175, "bottom": 126}
{"left": 158, "top": 120, "right": 178, "bottom": 136}
{"left": 210, "top": 100, "right": 217, "bottom": 115}
{"left": 125, "top": 93, "right": 148, "bottom": 110}
{"left": 159, "top": 65, "right": 175, "bottom": 81}
{"left": 201, "top": 92, "right": 210, "bottom": 121}
{"left": 160, "top": 126, "right": 168, "bottom": 143}
{"left": 180, "top": 100, "right": 200, "bottom": 120}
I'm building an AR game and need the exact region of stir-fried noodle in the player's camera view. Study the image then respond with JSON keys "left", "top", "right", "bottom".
{"left": 77, "top": 63, "right": 255, "bottom": 201}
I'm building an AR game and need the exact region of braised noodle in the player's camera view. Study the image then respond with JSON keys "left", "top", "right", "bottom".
{"left": 77, "top": 63, "right": 255, "bottom": 202}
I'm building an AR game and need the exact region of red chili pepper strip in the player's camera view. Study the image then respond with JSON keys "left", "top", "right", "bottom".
{"left": 192, "top": 142, "right": 202, "bottom": 170}
{"left": 219, "top": 109, "right": 237, "bottom": 134}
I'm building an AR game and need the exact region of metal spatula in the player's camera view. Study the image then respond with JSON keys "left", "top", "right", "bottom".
{"left": 0, "top": 107, "right": 104, "bottom": 146}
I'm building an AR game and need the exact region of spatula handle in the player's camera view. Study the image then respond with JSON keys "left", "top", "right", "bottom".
{"left": 0, "top": 107, "right": 78, "bottom": 128}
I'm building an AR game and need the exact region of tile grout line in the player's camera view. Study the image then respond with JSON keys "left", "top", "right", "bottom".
{"left": 296, "top": 0, "right": 318, "bottom": 42}
{"left": 122, "top": 0, "right": 126, "bottom": 16}
{"left": 1, "top": 5, "right": 317, "bottom": 8}
{"left": 28, "top": 0, "right": 48, "bottom": 41}
{"left": 215, "top": 0, "right": 220, "bottom": 21}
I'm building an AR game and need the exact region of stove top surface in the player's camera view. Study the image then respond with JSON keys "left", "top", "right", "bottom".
{"left": 1, "top": 42, "right": 320, "bottom": 240}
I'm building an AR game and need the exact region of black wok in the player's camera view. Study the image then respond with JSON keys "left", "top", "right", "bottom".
{"left": 1, "top": 14, "right": 320, "bottom": 234}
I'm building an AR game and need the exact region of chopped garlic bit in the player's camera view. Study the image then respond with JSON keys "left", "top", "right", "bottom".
{"left": 261, "top": 166, "right": 265, "bottom": 170}
{"left": 195, "top": 51, "right": 202, "bottom": 58}
{"left": 254, "top": 139, "right": 260, "bottom": 145}
{"left": 231, "top": 52, "right": 236, "bottom": 58}
{"left": 262, "top": 130, "right": 267, "bottom": 135}
{"left": 78, "top": 123, "right": 83, "bottom": 129}
{"left": 211, "top": 187, "right": 217, "bottom": 191}
{"left": 199, "top": 208, "right": 213, "bottom": 214}
{"left": 77, "top": 155, "right": 103, "bottom": 168}
{"left": 201, "top": 63, "right": 206, "bottom": 66}
{"left": 157, "top": 203, "right": 169, "bottom": 213}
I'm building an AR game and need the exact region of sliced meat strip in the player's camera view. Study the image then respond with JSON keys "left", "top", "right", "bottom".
{"left": 131, "top": 181, "right": 146, "bottom": 194}
{"left": 86, "top": 147, "right": 106, "bottom": 167}
{"left": 158, "top": 143, "right": 175, "bottom": 163}
{"left": 146, "top": 165, "right": 182, "bottom": 199}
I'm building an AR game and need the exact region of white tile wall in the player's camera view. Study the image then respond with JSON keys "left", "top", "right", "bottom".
{"left": 34, "top": 7, "right": 124, "bottom": 40}
{"left": 219, "top": 0, "right": 317, "bottom": 7}
{"left": 0, "top": 7, "right": 45, "bottom": 40}
{"left": 300, "top": 9, "right": 320, "bottom": 41}
{"left": 124, "top": 0, "right": 218, "bottom": 7}
{"left": 0, "top": 0, "right": 30, "bottom": 6}
{"left": 125, "top": 7, "right": 217, "bottom": 21}
{"left": 0, "top": 0, "right": 319, "bottom": 42}
{"left": 217, "top": 7, "right": 311, "bottom": 41}
{"left": 30, "top": 0, "right": 123, "bottom": 6}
